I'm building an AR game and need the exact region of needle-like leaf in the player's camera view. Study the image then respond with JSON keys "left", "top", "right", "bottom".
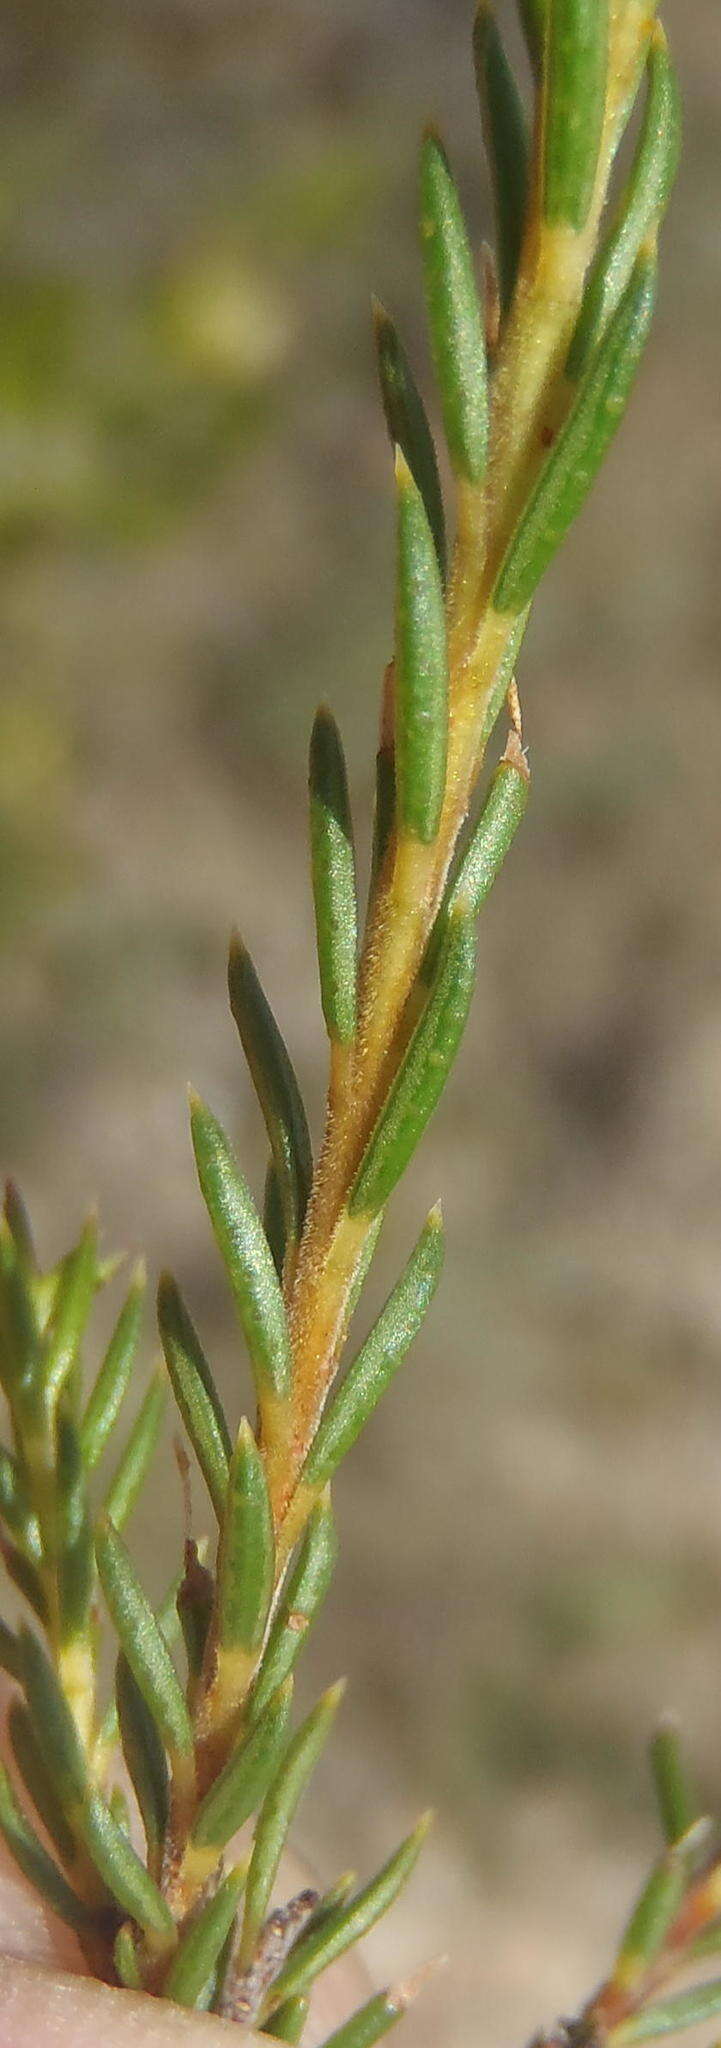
{"left": 164, "top": 1864, "right": 246, "bottom": 2008}
{"left": 568, "top": 24, "right": 680, "bottom": 377}
{"left": 42, "top": 1218, "right": 99, "bottom": 1404}
{"left": 309, "top": 708, "right": 358, "bottom": 1047}
{"left": 305, "top": 1209, "right": 444, "bottom": 1485}
{"left": 56, "top": 1399, "right": 94, "bottom": 1647}
{"left": 218, "top": 1419, "right": 275, "bottom": 1657}
{"left": 228, "top": 936, "right": 313, "bottom": 1257}
{"left": 265, "top": 1995, "right": 310, "bottom": 2043}
{"left": 252, "top": 1495, "right": 337, "bottom": 1718}
{"left": 81, "top": 1262, "right": 145, "bottom": 1470}
{"left": 8, "top": 1699, "right": 77, "bottom": 1867}
{"left": 610, "top": 1977, "right": 721, "bottom": 2045}
{"left": 116, "top": 1652, "right": 170, "bottom": 1862}
{"left": 373, "top": 299, "right": 446, "bottom": 578}
{"left": 267, "top": 1813, "right": 432, "bottom": 2009}
{"left": 394, "top": 451, "right": 449, "bottom": 845}
{"left": 81, "top": 1789, "right": 174, "bottom": 1937}
{"left": 190, "top": 1094, "right": 292, "bottom": 1401}
{"left": 0, "top": 1763, "right": 96, "bottom": 1934}
{"left": 350, "top": 919, "right": 476, "bottom": 1216}
{"left": 241, "top": 1681, "right": 345, "bottom": 1964}
{"left": 158, "top": 1272, "right": 231, "bottom": 1522}
{"left": 103, "top": 1366, "right": 166, "bottom": 1534}
{"left": 420, "top": 130, "right": 488, "bottom": 483}
{"left": 650, "top": 1719, "right": 696, "bottom": 1848}
{"left": 542, "top": 0, "right": 609, "bottom": 231}
{"left": 494, "top": 251, "right": 657, "bottom": 616}
{"left": 192, "top": 1678, "right": 293, "bottom": 1851}
{"left": 473, "top": 4, "right": 529, "bottom": 314}
{"left": 96, "top": 1518, "right": 193, "bottom": 1758}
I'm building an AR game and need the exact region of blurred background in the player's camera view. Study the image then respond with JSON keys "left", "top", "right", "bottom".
{"left": 0, "top": 2, "right": 719, "bottom": 2042}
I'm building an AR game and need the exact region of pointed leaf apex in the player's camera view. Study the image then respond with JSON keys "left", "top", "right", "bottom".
{"left": 421, "top": 121, "right": 444, "bottom": 155}
{"left": 187, "top": 1084, "right": 203, "bottom": 1116}
{"left": 323, "top": 1678, "right": 347, "bottom": 1713}
{"left": 393, "top": 445, "right": 414, "bottom": 491}
{"left": 390, "top": 1954, "right": 448, "bottom": 2013}
{"left": 427, "top": 1201, "right": 444, "bottom": 1231}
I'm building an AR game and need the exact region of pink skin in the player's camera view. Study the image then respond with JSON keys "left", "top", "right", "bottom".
{"left": 0, "top": 1690, "right": 366, "bottom": 2048}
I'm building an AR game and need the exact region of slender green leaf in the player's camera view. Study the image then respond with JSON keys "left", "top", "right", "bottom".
{"left": 542, "top": 0, "right": 609, "bottom": 231}
{"left": 3, "top": 1183, "right": 37, "bottom": 1279}
{"left": 193, "top": 1679, "right": 293, "bottom": 1850}
{"left": 314, "top": 1990, "right": 405, "bottom": 2048}
{"left": 493, "top": 252, "right": 656, "bottom": 615}
{"left": 218, "top": 1420, "right": 275, "bottom": 1655}
{"left": 373, "top": 300, "right": 446, "bottom": 577}
{"left": 519, "top": 0, "right": 547, "bottom": 77}
{"left": 81, "top": 1263, "right": 145, "bottom": 1470}
{"left": 228, "top": 937, "right": 313, "bottom": 1255}
{"left": 164, "top": 1865, "right": 246, "bottom": 2008}
{"left": 96, "top": 1518, "right": 192, "bottom": 1756}
{"left": 114, "top": 1923, "right": 142, "bottom": 1989}
{"left": 0, "top": 1537, "right": 46, "bottom": 1622}
{"left": 350, "top": 919, "right": 476, "bottom": 1216}
{"left": 20, "top": 1627, "right": 87, "bottom": 1806}
{"left": 343, "top": 1213, "right": 385, "bottom": 1332}
{"left": 0, "top": 1220, "right": 39, "bottom": 1398}
{"left": 650, "top": 1720, "right": 695, "bottom": 1848}
{"left": 96, "top": 1561, "right": 188, "bottom": 1756}
{"left": 473, "top": 4, "right": 529, "bottom": 314}
{"left": 0, "top": 1763, "right": 97, "bottom": 1934}
{"left": 103, "top": 1367, "right": 165, "bottom": 1533}
{"left": 190, "top": 1095, "right": 292, "bottom": 1400}
{"left": 309, "top": 708, "right": 358, "bottom": 1046}
{"left": 116, "top": 1652, "right": 170, "bottom": 1860}
{"left": 568, "top": 25, "right": 680, "bottom": 377}
{"left": 241, "top": 1681, "right": 345, "bottom": 1963}
{"left": 446, "top": 739, "right": 530, "bottom": 923}
{"left": 158, "top": 1273, "right": 230, "bottom": 1522}
{"left": 479, "top": 610, "right": 531, "bottom": 748}
{"left": 81, "top": 1789, "right": 174, "bottom": 1936}
{"left": 8, "top": 1699, "right": 77, "bottom": 1866}
{"left": 253, "top": 1496, "right": 337, "bottom": 1718}
{"left": 420, "top": 130, "right": 488, "bottom": 483}
{"left": 614, "top": 1852, "right": 690, "bottom": 1987}
{"left": 305, "top": 1210, "right": 444, "bottom": 1486}
{"left": 42, "top": 1219, "right": 99, "bottom": 1403}
{"left": 56, "top": 1400, "right": 94, "bottom": 1645}
{"left": 266, "top": 1995, "right": 310, "bottom": 2043}
{"left": 611, "top": 1978, "right": 721, "bottom": 2045}
{"left": 267, "top": 1813, "right": 432, "bottom": 2009}
{"left": 0, "top": 1449, "right": 40, "bottom": 1560}
{"left": 394, "top": 452, "right": 449, "bottom": 846}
